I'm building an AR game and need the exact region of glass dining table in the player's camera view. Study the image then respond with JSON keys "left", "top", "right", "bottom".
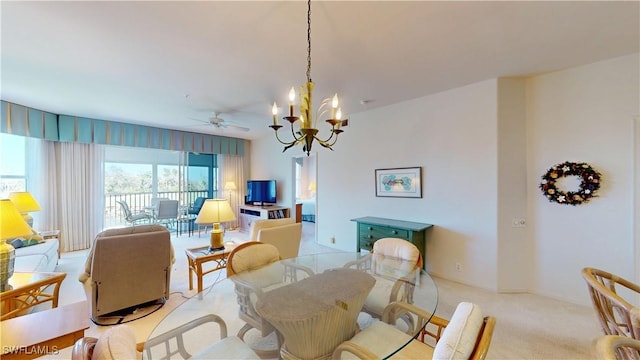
{"left": 143, "top": 252, "right": 439, "bottom": 359}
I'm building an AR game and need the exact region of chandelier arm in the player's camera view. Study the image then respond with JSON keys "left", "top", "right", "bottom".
{"left": 318, "top": 130, "right": 342, "bottom": 147}
{"left": 272, "top": 126, "right": 300, "bottom": 146}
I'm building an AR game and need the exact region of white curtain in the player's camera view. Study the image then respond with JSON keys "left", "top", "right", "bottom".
{"left": 53, "top": 142, "right": 105, "bottom": 252}
{"left": 26, "top": 138, "right": 56, "bottom": 232}
{"left": 220, "top": 154, "right": 245, "bottom": 229}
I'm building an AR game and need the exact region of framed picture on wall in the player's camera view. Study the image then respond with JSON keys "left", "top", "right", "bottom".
{"left": 375, "top": 167, "right": 422, "bottom": 198}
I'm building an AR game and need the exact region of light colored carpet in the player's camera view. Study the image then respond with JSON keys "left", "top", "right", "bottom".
{"left": 40, "top": 222, "right": 600, "bottom": 359}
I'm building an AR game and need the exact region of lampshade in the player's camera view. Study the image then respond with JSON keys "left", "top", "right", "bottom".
{"left": 196, "top": 199, "right": 236, "bottom": 224}
{"left": 8, "top": 192, "right": 41, "bottom": 213}
{"left": 195, "top": 199, "right": 236, "bottom": 251}
{"left": 0, "top": 199, "right": 33, "bottom": 291}
{"left": 224, "top": 181, "right": 237, "bottom": 191}
{"left": 0, "top": 199, "right": 34, "bottom": 240}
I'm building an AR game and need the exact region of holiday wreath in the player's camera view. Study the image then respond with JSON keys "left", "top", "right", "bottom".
{"left": 539, "top": 161, "right": 601, "bottom": 205}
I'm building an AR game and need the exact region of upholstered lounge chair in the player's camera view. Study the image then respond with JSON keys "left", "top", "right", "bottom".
{"left": 83, "top": 225, "right": 173, "bottom": 323}
{"left": 332, "top": 302, "right": 496, "bottom": 360}
{"left": 249, "top": 218, "right": 303, "bottom": 259}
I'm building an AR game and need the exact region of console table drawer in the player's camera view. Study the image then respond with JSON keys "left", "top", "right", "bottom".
{"left": 352, "top": 217, "right": 433, "bottom": 269}
{"left": 359, "top": 224, "right": 409, "bottom": 239}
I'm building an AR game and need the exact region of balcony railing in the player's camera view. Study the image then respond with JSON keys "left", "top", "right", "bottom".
{"left": 105, "top": 190, "right": 214, "bottom": 227}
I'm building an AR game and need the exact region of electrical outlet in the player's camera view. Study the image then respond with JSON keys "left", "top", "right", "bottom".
{"left": 330, "top": 236, "right": 336, "bottom": 244}
{"left": 455, "top": 262, "right": 462, "bottom": 272}
{"left": 512, "top": 218, "right": 526, "bottom": 228}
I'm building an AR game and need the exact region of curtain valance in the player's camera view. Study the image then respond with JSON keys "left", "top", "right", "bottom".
{"left": 1, "top": 101, "right": 245, "bottom": 156}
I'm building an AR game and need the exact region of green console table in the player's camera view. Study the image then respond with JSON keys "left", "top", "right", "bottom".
{"left": 351, "top": 216, "right": 433, "bottom": 269}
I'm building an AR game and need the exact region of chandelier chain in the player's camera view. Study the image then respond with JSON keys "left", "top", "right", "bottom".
{"left": 306, "top": 0, "right": 312, "bottom": 83}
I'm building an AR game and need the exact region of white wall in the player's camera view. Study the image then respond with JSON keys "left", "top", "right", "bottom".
{"left": 254, "top": 79, "right": 501, "bottom": 291}
{"left": 251, "top": 53, "right": 639, "bottom": 304}
{"left": 527, "top": 53, "right": 639, "bottom": 304}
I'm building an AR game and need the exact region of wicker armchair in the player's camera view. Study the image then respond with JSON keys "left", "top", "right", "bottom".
{"left": 344, "top": 237, "right": 422, "bottom": 324}
{"left": 595, "top": 335, "right": 640, "bottom": 360}
{"left": 332, "top": 302, "right": 495, "bottom": 360}
{"left": 226, "top": 241, "right": 313, "bottom": 358}
{"left": 582, "top": 267, "right": 640, "bottom": 340}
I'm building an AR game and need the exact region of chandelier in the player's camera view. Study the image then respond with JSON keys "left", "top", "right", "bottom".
{"left": 269, "top": 0, "right": 348, "bottom": 156}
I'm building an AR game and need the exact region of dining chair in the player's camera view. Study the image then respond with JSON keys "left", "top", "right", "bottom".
{"left": 332, "top": 302, "right": 496, "bottom": 360}
{"left": 71, "top": 315, "right": 260, "bottom": 360}
{"left": 344, "top": 237, "right": 423, "bottom": 324}
{"left": 595, "top": 335, "right": 640, "bottom": 360}
{"left": 143, "top": 314, "right": 260, "bottom": 359}
{"left": 116, "top": 200, "right": 151, "bottom": 225}
{"left": 226, "top": 241, "right": 284, "bottom": 358}
{"left": 582, "top": 267, "right": 640, "bottom": 340}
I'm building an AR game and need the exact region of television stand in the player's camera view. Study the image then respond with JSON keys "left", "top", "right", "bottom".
{"left": 239, "top": 204, "right": 290, "bottom": 233}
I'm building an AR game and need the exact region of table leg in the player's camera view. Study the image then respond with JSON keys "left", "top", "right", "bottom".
{"left": 188, "top": 257, "right": 194, "bottom": 291}
{"left": 196, "top": 261, "right": 204, "bottom": 293}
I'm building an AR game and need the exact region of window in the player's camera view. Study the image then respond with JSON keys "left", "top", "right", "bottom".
{"left": 0, "top": 133, "right": 26, "bottom": 198}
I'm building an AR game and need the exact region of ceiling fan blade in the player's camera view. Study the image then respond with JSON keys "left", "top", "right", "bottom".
{"left": 227, "top": 125, "right": 250, "bottom": 132}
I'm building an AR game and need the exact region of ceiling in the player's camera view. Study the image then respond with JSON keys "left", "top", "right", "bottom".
{"left": 2, "top": 1, "right": 638, "bottom": 140}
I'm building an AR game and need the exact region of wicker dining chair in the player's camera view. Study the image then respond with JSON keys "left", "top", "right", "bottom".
{"left": 595, "top": 335, "right": 640, "bottom": 360}
{"left": 582, "top": 267, "right": 640, "bottom": 340}
{"left": 344, "top": 237, "right": 423, "bottom": 324}
{"left": 226, "top": 241, "right": 283, "bottom": 358}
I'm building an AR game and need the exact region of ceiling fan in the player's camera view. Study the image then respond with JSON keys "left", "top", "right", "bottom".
{"left": 190, "top": 112, "right": 250, "bottom": 132}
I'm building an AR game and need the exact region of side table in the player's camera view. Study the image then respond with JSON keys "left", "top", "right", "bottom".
{"left": 1, "top": 300, "right": 89, "bottom": 359}
{"left": 185, "top": 244, "right": 237, "bottom": 293}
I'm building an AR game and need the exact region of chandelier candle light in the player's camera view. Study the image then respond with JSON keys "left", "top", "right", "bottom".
{"left": 270, "top": 0, "right": 348, "bottom": 156}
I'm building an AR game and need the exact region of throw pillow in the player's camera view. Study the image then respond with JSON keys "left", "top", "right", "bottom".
{"left": 92, "top": 325, "right": 137, "bottom": 360}
{"left": 432, "top": 302, "right": 484, "bottom": 360}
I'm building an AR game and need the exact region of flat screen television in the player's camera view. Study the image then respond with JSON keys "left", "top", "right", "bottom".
{"left": 246, "top": 180, "right": 277, "bottom": 206}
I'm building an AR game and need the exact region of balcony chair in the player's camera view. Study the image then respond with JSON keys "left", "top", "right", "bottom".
{"left": 116, "top": 200, "right": 151, "bottom": 225}
{"left": 155, "top": 199, "right": 179, "bottom": 230}
{"left": 595, "top": 335, "right": 640, "bottom": 360}
{"left": 189, "top": 197, "right": 207, "bottom": 216}
{"left": 249, "top": 218, "right": 303, "bottom": 259}
{"left": 582, "top": 267, "right": 640, "bottom": 340}
{"left": 332, "top": 302, "right": 496, "bottom": 360}
{"left": 344, "top": 237, "right": 423, "bottom": 325}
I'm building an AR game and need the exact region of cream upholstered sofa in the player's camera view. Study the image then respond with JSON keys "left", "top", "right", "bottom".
{"left": 79, "top": 225, "right": 174, "bottom": 321}
{"left": 248, "top": 218, "right": 302, "bottom": 259}
{"left": 13, "top": 237, "right": 59, "bottom": 272}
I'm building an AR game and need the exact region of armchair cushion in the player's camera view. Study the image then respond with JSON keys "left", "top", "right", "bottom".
{"left": 92, "top": 325, "right": 137, "bottom": 360}
{"left": 229, "top": 242, "right": 280, "bottom": 274}
{"left": 432, "top": 302, "right": 484, "bottom": 360}
{"left": 248, "top": 218, "right": 294, "bottom": 241}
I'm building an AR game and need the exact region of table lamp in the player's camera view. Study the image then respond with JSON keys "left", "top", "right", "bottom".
{"left": 195, "top": 199, "right": 236, "bottom": 251}
{"left": 0, "top": 199, "right": 34, "bottom": 291}
{"left": 224, "top": 181, "right": 237, "bottom": 201}
{"left": 9, "top": 191, "right": 41, "bottom": 228}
